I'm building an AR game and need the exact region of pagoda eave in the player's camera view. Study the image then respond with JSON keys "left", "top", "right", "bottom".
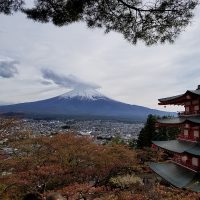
{"left": 149, "top": 162, "right": 200, "bottom": 191}
{"left": 157, "top": 116, "right": 200, "bottom": 127}
{"left": 171, "top": 160, "right": 198, "bottom": 173}
{"left": 152, "top": 140, "right": 191, "bottom": 154}
{"left": 158, "top": 90, "right": 200, "bottom": 105}
{"left": 158, "top": 103, "right": 184, "bottom": 106}
{"left": 156, "top": 123, "right": 181, "bottom": 127}
{"left": 152, "top": 140, "right": 200, "bottom": 156}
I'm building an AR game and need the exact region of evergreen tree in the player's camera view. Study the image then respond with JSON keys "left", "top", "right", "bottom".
{"left": 154, "top": 115, "right": 180, "bottom": 141}
{"left": 154, "top": 126, "right": 179, "bottom": 141}
{"left": 0, "top": 0, "right": 198, "bottom": 45}
{"left": 137, "top": 115, "right": 179, "bottom": 148}
{"left": 137, "top": 114, "right": 156, "bottom": 148}
{"left": 128, "top": 138, "right": 137, "bottom": 149}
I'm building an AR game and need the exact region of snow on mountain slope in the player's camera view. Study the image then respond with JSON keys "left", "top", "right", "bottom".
{"left": 59, "top": 88, "right": 108, "bottom": 100}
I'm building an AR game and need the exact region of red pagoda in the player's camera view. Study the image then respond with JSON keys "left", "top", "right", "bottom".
{"left": 150, "top": 85, "right": 200, "bottom": 192}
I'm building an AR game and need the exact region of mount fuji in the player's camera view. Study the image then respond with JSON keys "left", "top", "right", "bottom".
{"left": 0, "top": 88, "right": 173, "bottom": 121}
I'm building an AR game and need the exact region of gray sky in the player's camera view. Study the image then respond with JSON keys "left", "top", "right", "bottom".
{"left": 0, "top": 9, "right": 200, "bottom": 112}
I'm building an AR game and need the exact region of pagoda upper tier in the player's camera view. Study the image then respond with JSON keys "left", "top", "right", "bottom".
{"left": 158, "top": 85, "right": 200, "bottom": 108}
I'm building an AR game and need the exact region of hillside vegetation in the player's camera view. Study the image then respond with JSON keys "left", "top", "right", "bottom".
{"left": 0, "top": 118, "right": 200, "bottom": 200}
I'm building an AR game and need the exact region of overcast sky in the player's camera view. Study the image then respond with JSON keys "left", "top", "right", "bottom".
{"left": 0, "top": 8, "right": 200, "bottom": 111}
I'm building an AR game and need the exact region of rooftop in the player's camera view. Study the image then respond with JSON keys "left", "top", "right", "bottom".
{"left": 157, "top": 116, "right": 200, "bottom": 125}
{"left": 158, "top": 85, "right": 200, "bottom": 105}
{"left": 152, "top": 140, "right": 200, "bottom": 156}
{"left": 149, "top": 162, "right": 200, "bottom": 191}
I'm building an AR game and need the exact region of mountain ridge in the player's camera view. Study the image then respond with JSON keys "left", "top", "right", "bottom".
{"left": 0, "top": 88, "right": 175, "bottom": 121}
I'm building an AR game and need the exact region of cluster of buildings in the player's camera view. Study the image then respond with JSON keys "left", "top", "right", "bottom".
{"left": 0, "top": 118, "right": 144, "bottom": 142}
{"left": 69, "top": 120, "right": 143, "bottom": 141}
{"left": 0, "top": 119, "right": 143, "bottom": 158}
{"left": 19, "top": 119, "right": 66, "bottom": 135}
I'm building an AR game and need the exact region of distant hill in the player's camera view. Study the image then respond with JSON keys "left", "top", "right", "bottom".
{"left": 0, "top": 88, "right": 175, "bottom": 122}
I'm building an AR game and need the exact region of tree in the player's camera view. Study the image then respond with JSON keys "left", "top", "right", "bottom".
{"left": 137, "top": 114, "right": 156, "bottom": 148}
{"left": 155, "top": 125, "right": 180, "bottom": 140}
{"left": 1, "top": 121, "right": 200, "bottom": 200}
{"left": 0, "top": 133, "right": 137, "bottom": 199}
{"left": 137, "top": 115, "right": 180, "bottom": 148}
{"left": 0, "top": 0, "right": 198, "bottom": 45}
{"left": 111, "top": 136, "right": 126, "bottom": 145}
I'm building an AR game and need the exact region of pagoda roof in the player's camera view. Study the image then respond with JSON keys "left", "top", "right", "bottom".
{"left": 152, "top": 140, "right": 200, "bottom": 156}
{"left": 158, "top": 89, "right": 200, "bottom": 105}
{"left": 159, "top": 94, "right": 183, "bottom": 102}
{"left": 149, "top": 162, "right": 200, "bottom": 191}
{"left": 157, "top": 116, "right": 200, "bottom": 125}
{"left": 186, "top": 176, "right": 200, "bottom": 192}
{"left": 187, "top": 144, "right": 200, "bottom": 156}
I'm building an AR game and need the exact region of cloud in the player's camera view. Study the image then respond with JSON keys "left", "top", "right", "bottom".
{"left": 40, "top": 80, "right": 53, "bottom": 85}
{"left": 0, "top": 58, "right": 19, "bottom": 78}
{"left": 0, "top": 101, "right": 13, "bottom": 105}
{"left": 41, "top": 69, "right": 100, "bottom": 90}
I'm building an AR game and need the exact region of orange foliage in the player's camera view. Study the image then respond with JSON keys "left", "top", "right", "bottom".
{"left": 1, "top": 123, "right": 200, "bottom": 200}
{"left": 0, "top": 133, "right": 136, "bottom": 199}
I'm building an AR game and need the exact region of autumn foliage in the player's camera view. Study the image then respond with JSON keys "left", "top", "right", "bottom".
{"left": 1, "top": 119, "right": 200, "bottom": 200}
{"left": 0, "top": 131, "right": 137, "bottom": 199}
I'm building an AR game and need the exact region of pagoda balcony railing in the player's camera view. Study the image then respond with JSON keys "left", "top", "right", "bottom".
{"left": 178, "top": 134, "right": 200, "bottom": 143}
{"left": 172, "top": 157, "right": 200, "bottom": 172}
{"left": 178, "top": 110, "right": 200, "bottom": 116}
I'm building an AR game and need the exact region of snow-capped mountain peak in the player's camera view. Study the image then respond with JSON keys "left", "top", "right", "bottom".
{"left": 59, "top": 88, "right": 108, "bottom": 100}
{"left": 0, "top": 87, "right": 173, "bottom": 121}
